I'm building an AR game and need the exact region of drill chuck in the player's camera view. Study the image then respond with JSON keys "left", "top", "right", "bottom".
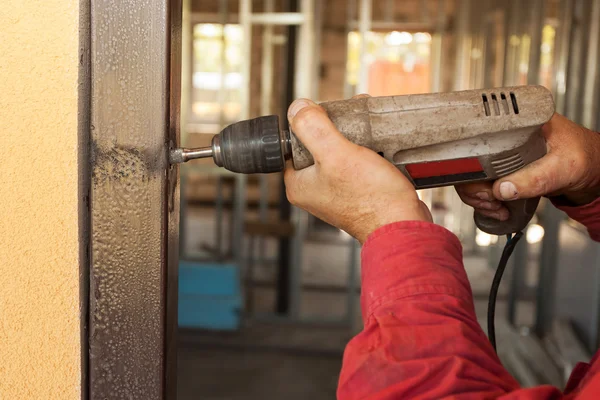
{"left": 214, "top": 115, "right": 287, "bottom": 173}
{"left": 170, "top": 115, "right": 289, "bottom": 174}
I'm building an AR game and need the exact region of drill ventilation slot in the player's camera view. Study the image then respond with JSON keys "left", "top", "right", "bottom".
{"left": 510, "top": 92, "right": 520, "bottom": 114}
{"left": 491, "top": 94, "right": 501, "bottom": 116}
{"left": 482, "top": 92, "right": 519, "bottom": 116}
{"left": 492, "top": 153, "right": 525, "bottom": 176}
{"left": 482, "top": 94, "right": 491, "bottom": 116}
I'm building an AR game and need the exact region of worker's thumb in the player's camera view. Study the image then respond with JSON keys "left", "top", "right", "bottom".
{"left": 492, "top": 152, "right": 564, "bottom": 201}
{"left": 288, "top": 99, "right": 347, "bottom": 162}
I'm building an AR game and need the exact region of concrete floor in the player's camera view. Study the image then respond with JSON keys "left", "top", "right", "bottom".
{"left": 178, "top": 346, "right": 340, "bottom": 400}
{"left": 177, "top": 207, "right": 540, "bottom": 400}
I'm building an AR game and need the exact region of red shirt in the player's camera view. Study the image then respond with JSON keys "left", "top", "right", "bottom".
{"left": 338, "top": 197, "right": 600, "bottom": 399}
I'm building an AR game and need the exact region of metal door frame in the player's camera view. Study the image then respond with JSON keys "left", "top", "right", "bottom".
{"left": 88, "top": 0, "right": 181, "bottom": 398}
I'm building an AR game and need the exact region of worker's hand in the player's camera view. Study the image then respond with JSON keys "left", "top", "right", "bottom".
{"left": 456, "top": 113, "right": 600, "bottom": 221}
{"left": 285, "top": 98, "right": 432, "bottom": 243}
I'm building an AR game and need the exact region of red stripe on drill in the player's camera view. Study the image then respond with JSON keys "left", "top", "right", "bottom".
{"left": 406, "top": 158, "right": 484, "bottom": 179}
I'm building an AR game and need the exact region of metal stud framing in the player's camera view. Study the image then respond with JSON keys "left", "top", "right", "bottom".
{"left": 89, "top": 0, "right": 181, "bottom": 398}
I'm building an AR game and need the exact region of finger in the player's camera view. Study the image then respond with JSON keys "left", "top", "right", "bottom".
{"left": 288, "top": 99, "right": 349, "bottom": 162}
{"left": 475, "top": 208, "right": 510, "bottom": 221}
{"left": 352, "top": 93, "right": 371, "bottom": 99}
{"left": 283, "top": 167, "right": 299, "bottom": 204}
{"left": 456, "top": 189, "right": 504, "bottom": 211}
{"left": 492, "top": 113, "right": 594, "bottom": 201}
{"left": 492, "top": 152, "right": 567, "bottom": 201}
{"left": 283, "top": 166, "right": 312, "bottom": 206}
{"left": 456, "top": 182, "right": 495, "bottom": 201}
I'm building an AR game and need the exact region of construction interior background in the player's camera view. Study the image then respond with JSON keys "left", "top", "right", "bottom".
{"left": 175, "top": 0, "right": 600, "bottom": 399}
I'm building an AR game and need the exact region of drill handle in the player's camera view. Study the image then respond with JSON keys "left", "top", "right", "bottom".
{"left": 474, "top": 197, "right": 540, "bottom": 236}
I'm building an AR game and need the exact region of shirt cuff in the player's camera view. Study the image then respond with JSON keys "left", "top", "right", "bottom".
{"left": 360, "top": 221, "right": 470, "bottom": 321}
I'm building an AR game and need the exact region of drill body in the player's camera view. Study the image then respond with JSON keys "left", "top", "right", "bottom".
{"left": 172, "top": 85, "right": 555, "bottom": 235}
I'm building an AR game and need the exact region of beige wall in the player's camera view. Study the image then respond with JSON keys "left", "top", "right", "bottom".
{"left": 0, "top": 0, "right": 83, "bottom": 398}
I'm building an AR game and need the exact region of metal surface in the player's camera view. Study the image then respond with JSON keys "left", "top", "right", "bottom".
{"left": 258, "top": 173, "right": 269, "bottom": 264}
{"left": 553, "top": 0, "right": 574, "bottom": 115}
{"left": 547, "top": 319, "right": 592, "bottom": 381}
{"left": 349, "top": 20, "right": 435, "bottom": 31}
{"left": 295, "top": 0, "right": 315, "bottom": 99}
{"left": 453, "top": 0, "right": 471, "bottom": 90}
{"left": 344, "top": 0, "right": 358, "bottom": 99}
{"left": 502, "top": 0, "right": 522, "bottom": 87}
{"left": 218, "top": 0, "right": 229, "bottom": 129}
{"left": 553, "top": 221, "right": 600, "bottom": 351}
{"left": 526, "top": 0, "right": 545, "bottom": 85}
{"left": 191, "top": 12, "right": 238, "bottom": 24}
{"left": 233, "top": 168, "right": 247, "bottom": 265}
{"left": 384, "top": 0, "right": 394, "bottom": 22}
{"left": 167, "top": 0, "right": 182, "bottom": 387}
{"left": 467, "top": 0, "right": 488, "bottom": 91}
{"left": 581, "top": 0, "right": 600, "bottom": 129}
{"left": 347, "top": 239, "right": 360, "bottom": 334}
{"left": 240, "top": 0, "right": 251, "bottom": 122}
{"left": 215, "top": 176, "right": 224, "bottom": 257}
{"left": 259, "top": 0, "right": 276, "bottom": 268}
{"left": 290, "top": 208, "right": 309, "bottom": 317}
{"left": 290, "top": 0, "right": 316, "bottom": 317}
{"left": 357, "top": 0, "right": 372, "bottom": 94}
{"left": 564, "top": 0, "right": 592, "bottom": 123}
{"left": 534, "top": 206, "right": 563, "bottom": 338}
{"left": 251, "top": 12, "right": 305, "bottom": 25}
{"left": 233, "top": 0, "right": 249, "bottom": 266}
{"left": 170, "top": 146, "right": 213, "bottom": 163}
{"left": 430, "top": 0, "right": 447, "bottom": 93}
{"left": 483, "top": 9, "right": 506, "bottom": 88}
{"left": 261, "top": 0, "right": 276, "bottom": 120}
{"left": 78, "top": 0, "right": 91, "bottom": 397}
{"left": 179, "top": 172, "right": 188, "bottom": 260}
{"left": 89, "top": 0, "right": 180, "bottom": 398}
{"left": 507, "top": 238, "right": 528, "bottom": 326}
{"left": 277, "top": 0, "right": 299, "bottom": 314}
{"left": 181, "top": 0, "right": 191, "bottom": 147}
{"left": 312, "top": 0, "right": 324, "bottom": 100}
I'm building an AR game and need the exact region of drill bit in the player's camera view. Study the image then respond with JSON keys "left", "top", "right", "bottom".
{"left": 170, "top": 147, "right": 213, "bottom": 164}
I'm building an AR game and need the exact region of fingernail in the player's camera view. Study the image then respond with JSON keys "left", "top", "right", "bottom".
{"left": 499, "top": 181, "right": 518, "bottom": 200}
{"left": 475, "top": 192, "right": 490, "bottom": 200}
{"left": 288, "top": 100, "right": 311, "bottom": 118}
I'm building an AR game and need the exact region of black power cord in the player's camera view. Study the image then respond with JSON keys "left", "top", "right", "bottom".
{"left": 487, "top": 231, "right": 524, "bottom": 352}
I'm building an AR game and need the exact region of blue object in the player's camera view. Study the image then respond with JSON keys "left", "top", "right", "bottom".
{"left": 178, "top": 261, "right": 242, "bottom": 331}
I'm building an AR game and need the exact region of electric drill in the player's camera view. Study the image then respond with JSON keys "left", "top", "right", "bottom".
{"left": 171, "top": 85, "right": 555, "bottom": 236}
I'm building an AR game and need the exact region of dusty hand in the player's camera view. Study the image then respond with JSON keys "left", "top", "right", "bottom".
{"left": 284, "top": 98, "right": 432, "bottom": 243}
{"left": 456, "top": 114, "right": 600, "bottom": 221}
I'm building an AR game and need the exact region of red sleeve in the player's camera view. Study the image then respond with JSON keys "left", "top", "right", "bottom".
{"left": 553, "top": 196, "right": 600, "bottom": 242}
{"left": 337, "top": 221, "right": 564, "bottom": 400}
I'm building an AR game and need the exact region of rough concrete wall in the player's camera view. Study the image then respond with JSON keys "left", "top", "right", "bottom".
{"left": 0, "top": 0, "right": 82, "bottom": 398}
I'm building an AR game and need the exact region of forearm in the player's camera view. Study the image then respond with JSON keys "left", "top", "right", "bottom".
{"left": 338, "top": 222, "right": 520, "bottom": 399}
